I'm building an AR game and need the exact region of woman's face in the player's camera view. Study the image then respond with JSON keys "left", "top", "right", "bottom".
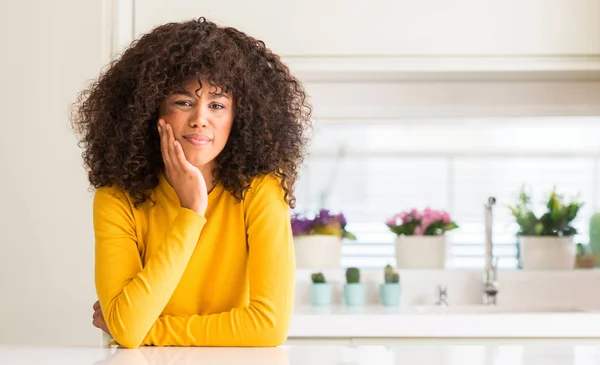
{"left": 158, "top": 79, "right": 234, "bottom": 170}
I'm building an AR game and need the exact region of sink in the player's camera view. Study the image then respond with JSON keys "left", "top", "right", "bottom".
{"left": 413, "top": 304, "right": 587, "bottom": 314}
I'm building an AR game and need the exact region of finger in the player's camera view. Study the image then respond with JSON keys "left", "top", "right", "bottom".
{"left": 173, "top": 140, "right": 192, "bottom": 172}
{"left": 93, "top": 301, "right": 100, "bottom": 311}
{"left": 93, "top": 316, "right": 109, "bottom": 334}
{"left": 93, "top": 308, "right": 102, "bottom": 320}
{"left": 166, "top": 123, "right": 182, "bottom": 171}
{"left": 97, "top": 315, "right": 110, "bottom": 334}
{"left": 93, "top": 312, "right": 107, "bottom": 329}
{"left": 159, "top": 120, "right": 173, "bottom": 169}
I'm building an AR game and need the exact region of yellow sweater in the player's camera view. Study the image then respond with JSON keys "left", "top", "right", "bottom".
{"left": 93, "top": 173, "right": 295, "bottom": 348}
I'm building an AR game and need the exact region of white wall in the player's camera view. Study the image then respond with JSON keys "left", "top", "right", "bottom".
{"left": 0, "top": 1, "right": 108, "bottom": 345}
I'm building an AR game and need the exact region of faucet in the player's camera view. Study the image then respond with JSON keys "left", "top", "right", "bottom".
{"left": 435, "top": 285, "right": 449, "bottom": 306}
{"left": 483, "top": 197, "right": 499, "bottom": 305}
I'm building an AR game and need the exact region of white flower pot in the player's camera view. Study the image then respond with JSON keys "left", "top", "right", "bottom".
{"left": 395, "top": 235, "right": 446, "bottom": 269}
{"left": 294, "top": 235, "right": 342, "bottom": 269}
{"left": 519, "top": 236, "right": 576, "bottom": 270}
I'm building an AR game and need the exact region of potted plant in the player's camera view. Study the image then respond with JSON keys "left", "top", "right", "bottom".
{"left": 291, "top": 209, "right": 356, "bottom": 269}
{"left": 575, "top": 243, "right": 597, "bottom": 269}
{"left": 508, "top": 185, "right": 583, "bottom": 270}
{"left": 386, "top": 208, "right": 458, "bottom": 269}
{"left": 310, "top": 272, "right": 333, "bottom": 306}
{"left": 380, "top": 264, "right": 401, "bottom": 306}
{"left": 588, "top": 213, "right": 600, "bottom": 267}
{"left": 343, "top": 267, "right": 365, "bottom": 306}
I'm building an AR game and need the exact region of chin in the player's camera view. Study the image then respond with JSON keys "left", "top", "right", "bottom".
{"left": 180, "top": 147, "right": 208, "bottom": 167}
{"left": 186, "top": 154, "right": 214, "bottom": 168}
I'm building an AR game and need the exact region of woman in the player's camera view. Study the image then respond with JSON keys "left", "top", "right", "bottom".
{"left": 71, "top": 17, "right": 311, "bottom": 348}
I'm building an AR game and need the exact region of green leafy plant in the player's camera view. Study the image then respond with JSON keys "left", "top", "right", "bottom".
{"left": 508, "top": 185, "right": 583, "bottom": 236}
{"left": 346, "top": 267, "right": 360, "bottom": 284}
{"left": 384, "top": 264, "right": 399, "bottom": 284}
{"left": 311, "top": 272, "right": 326, "bottom": 284}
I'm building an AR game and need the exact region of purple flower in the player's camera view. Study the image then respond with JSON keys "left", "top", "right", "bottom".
{"left": 336, "top": 213, "right": 347, "bottom": 227}
{"left": 290, "top": 209, "right": 355, "bottom": 240}
{"left": 291, "top": 217, "right": 313, "bottom": 236}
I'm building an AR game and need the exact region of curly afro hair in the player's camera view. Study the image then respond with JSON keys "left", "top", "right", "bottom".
{"left": 71, "top": 17, "right": 312, "bottom": 209}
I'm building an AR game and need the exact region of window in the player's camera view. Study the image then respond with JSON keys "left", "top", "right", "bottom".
{"left": 293, "top": 116, "right": 600, "bottom": 269}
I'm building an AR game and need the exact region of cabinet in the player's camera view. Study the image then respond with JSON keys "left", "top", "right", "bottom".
{"left": 134, "top": 0, "right": 600, "bottom": 57}
{"left": 129, "top": 0, "right": 600, "bottom": 81}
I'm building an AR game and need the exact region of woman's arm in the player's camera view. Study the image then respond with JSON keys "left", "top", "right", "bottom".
{"left": 94, "top": 186, "right": 206, "bottom": 348}
{"left": 140, "top": 175, "right": 296, "bottom": 347}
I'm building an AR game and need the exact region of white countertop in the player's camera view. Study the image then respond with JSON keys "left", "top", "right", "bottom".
{"left": 289, "top": 305, "right": 600, "bottom": 338}
{"left": 2, "top": 341, "right": 600, "bottom": 365}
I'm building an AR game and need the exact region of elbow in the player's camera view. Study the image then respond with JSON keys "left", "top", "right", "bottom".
{"left": 255, "top": 320, "right": 290, "bottom": 347}
{"left": 262, "top": 333, "right": 288, "bottom": 347}
{"left": 103, "top": 307, "right": 149, "bottom": 348}
{"left": 111, "top": 331, "right": 144, "bottom": 349}
{"left": 248, "top": 302, "right": 291, "bottom": 347}
{"left": 106, "top": 320, "right": 146, "bottom": 349}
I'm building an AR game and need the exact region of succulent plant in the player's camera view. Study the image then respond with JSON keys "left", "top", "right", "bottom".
{"left": 346, "top": 267, "right": 360, "bottom": 284}
{"left": 311, "top": 272, "right": 326, "bottom": 284}
{"left": 384, "top": 264, "right": 400, "bottom": 283}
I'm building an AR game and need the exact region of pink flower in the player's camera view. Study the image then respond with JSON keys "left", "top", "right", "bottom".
{"left": 414, "top": 224, "right": 425, "bottom": 236}
{"left": 409, "top": 209, "right": 421, "bottom": 220}
{"left": 385, "top": 214, "right": 399, "bottom": 227}
{"left": 441, "top": 211, "right": 451, "bottom": 224}
{"left": 386, "top": 207, "right": 457, "bottom": 236}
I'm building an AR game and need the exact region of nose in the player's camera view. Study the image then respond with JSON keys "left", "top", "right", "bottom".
{"left": 189, "top": 106, "right": 208, "bottom": 128}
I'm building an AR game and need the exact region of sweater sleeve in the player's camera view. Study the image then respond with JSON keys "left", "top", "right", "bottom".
{"left": 140, "top": 175, "right": 296, "bottom": 347}
{"left": 93, "top": 187, "right": 206, "bottom": 349}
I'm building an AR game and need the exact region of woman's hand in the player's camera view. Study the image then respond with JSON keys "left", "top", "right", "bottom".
{"left": 92, "top": 300, "right": 110, "bottom": 335}
{"left": 158, "top": 119, "right": 208, "bottom": 216}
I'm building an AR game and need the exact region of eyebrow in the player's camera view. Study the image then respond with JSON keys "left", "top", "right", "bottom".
{"left": 172, "top": 90, "right": 195, "bottom": 98}
{"left": 209, "top": 92, "right": 231, "bottom": 100}
{"left": 171, "top": 90, "right": 231, "bottom": 100}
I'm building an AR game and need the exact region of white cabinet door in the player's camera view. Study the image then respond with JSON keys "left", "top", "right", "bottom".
{"left": 133, "top": 0, "right": 600, "bottom": 57}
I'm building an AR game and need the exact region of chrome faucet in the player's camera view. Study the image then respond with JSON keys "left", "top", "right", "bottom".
{"left": 435, "top": 285, "right": 449, "bottom": 306}
{"left": 483, "top": 197, "right": 499, "bottom": 305}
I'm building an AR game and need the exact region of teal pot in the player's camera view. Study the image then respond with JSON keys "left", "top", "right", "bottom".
{"left": 343, "top": 283, "right": 366, "bottom": 306}
{"left": 311, "top": 283, "right": 333, "bottom": 306}
{"left": 380, "top": 283, "right": 401, "bottom": 306}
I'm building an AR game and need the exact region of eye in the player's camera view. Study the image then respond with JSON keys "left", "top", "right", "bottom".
{"left": 210, "top": 103, "right": 225, "bottom": 110}
{"left": 174, "top": 100, "right": 193, "bottom": 107}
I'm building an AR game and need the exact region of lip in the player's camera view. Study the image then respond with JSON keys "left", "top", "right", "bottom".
{"left": 183, "top": 134, "right": 212, "bottom": 147}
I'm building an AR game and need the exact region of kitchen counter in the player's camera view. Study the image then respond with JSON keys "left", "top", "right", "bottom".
{"left": 2, "top": 341, "right": 600, "bottom": 364}
{"left": 289, "top": 305, "right": 600, "bottom": 338}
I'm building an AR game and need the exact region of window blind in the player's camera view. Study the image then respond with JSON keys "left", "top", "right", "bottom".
{"left": 293, "top": 117, "right": 600, "bottom": 269}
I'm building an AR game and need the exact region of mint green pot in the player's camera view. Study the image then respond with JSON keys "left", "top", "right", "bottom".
{"left": 344, "top": 283, "right": 366, "bottom": 306}
{"left": 311, "top": 283, "right": 333, "bottom": 306}
{"left": 380, "top": 283, "right": 401, "bottom": 306}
